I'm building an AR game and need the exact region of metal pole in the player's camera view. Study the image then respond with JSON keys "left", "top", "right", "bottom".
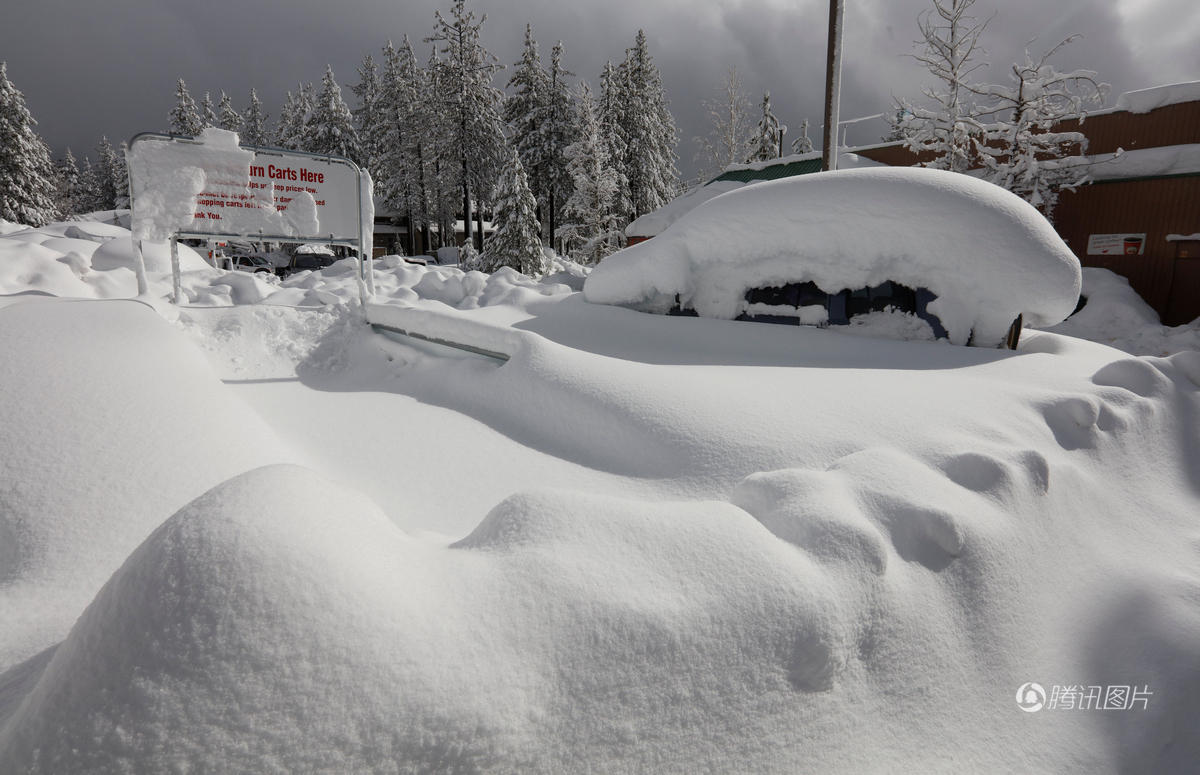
{"left": 170, "top": 234, "right": 182, "bottom": 304}
{"left": 822, "top": 0, "right": 845, "bottom": 172}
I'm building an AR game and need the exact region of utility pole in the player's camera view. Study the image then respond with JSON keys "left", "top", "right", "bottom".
{"left": 822, "top": 0, "right": 844, "bottom": 171}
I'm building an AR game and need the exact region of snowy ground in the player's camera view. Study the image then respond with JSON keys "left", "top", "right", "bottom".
{"left": 1, "top": 216, "right": 1199, "bottom": 772}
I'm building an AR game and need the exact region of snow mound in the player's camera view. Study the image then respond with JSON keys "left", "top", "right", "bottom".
{"left": 1045, "top": 267, "right": 1200, "bottom": 355}
{"left": 0, "top": 466, "right": 845, "bottom": 772}
{"left": 585, "top": 167, "right": 1083, "bottom": 345}
{"left": 0, "top": 299, "right": 292, "bottom": 668}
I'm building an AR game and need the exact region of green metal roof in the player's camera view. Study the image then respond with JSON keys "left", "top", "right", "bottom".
{"left": 709, "top": 157, "right": 824, "bottom": 184}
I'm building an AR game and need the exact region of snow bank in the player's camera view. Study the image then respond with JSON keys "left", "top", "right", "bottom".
{"left": 1045, "top": 267, "right": 1200, "bottom": 355}
{"left": 586, "top": 167, "right": 1082, "bottom": 345}
{"left": 1114, "top": 80, "right": 1200, "bottom": 113}
{"left": 0, "top": 300, "right": 294, "bottom": 668}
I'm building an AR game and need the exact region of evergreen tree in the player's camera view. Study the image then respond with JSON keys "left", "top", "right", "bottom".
{"left": 275, "top": 83, "right": 313, "bottom": 150}
{"left": 695, "top": 66, "right": 753, "bottom": 179}
{"left": 95, "top": 136, "right": 128, "bottom": 211}
{"left": 559, "top": 82, "right": 624, "bottom": 264}
{"left": 304, "top": 65, "right": 359, "bottom": 159}
{"left": 54, "top": 148, "right": 82, "bottom": 216}
{"left": 77, "top": 155, "right": 103, "bottom": 213}
{"left": 481, "top": 148, "right": 544, "bottom": 276}
{"left": 898, "top": 0, "right": 990, "bottom": 173}
{"left": 351, "top": 54, "right": 384, "bottom": 171}
{"left": 598, "top": 60, "right": 632, "bottom": 222}
{"left": 242, "top": 88, "right": 270, "bottom": 146}
{"left": 542, "top": 41, "right": 578, "bottom": 251}
{"left": 0, "top": 62, "right": 59, "bottom": 226}
{"left": 168, "top": 78, "right": 203, "bottom": 136}
{"left": 426, "top": 0, "right": 507, "bottom": 251}
{"left": 972, "top": 38, "right": 1107, "bottom": 218}
{"left": 380, "top": 38, "right": 442, "bottom": 253}
{"left": 217, "top": 90, "right": 243, "bottom": 133}
{"left": 504, "top": 25, "right": 550, "bottom": 231}
{"left": 792, "top": 118, "right": 815, "bottom": 154}
{"left": 617, "top": 30, "right": 678, "bottom": 218}
{"left": 746, "top": 92, "right": 784, "bottom": 161}
{"left": 200, "top": 91, "right": 217, "bottom": 128}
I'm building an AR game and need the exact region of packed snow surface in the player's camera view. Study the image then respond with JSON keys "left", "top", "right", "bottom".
{"left": 587, "top": 167, "right": 1083, "bottom": 345}
{"left": 0, "top": 213, "right": 1199, "bottom": 772}
{"left": 1089, "top": 144, "right": 1200, "bottom": 181}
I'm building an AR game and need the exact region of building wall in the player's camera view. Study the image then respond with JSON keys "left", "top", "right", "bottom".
{"left": 1054, "top": 175, "right": 1200, "bottom": 325}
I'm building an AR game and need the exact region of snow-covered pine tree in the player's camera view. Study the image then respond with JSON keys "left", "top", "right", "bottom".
{"left": 242, "top": 89, "right": 270, "bottom": 146}
{"left": 792, "top": 118, "right": 815, "bottom": 154}
{"left": 275, "top": 83, "right": 313, "bottom": 150}
{"left": 351, "top": 53, "right": 384, "bottom": 172}
{"left": 168, "top": 78, "right": 203, "bottom": 136}
{"left": 971, "top": 37, "right": 1107, "bottom": 219}
{"left": 695, "top": 66, "right": 753, "bottom": 180}
{"left": 598, "top": 60, "right": 632, "bottom": 222}
{"left": 481, "top": 148, "right": 544, "bottom": 276}
{"left": 426, "top": 45, "right": 459, "bottom": 249}
{"left": 0, "top": 62, "right": 60, "bottom": 226}
{"left": 200, "top": 92, "right": 217, "bottom": 128}
{"left": 304, "top": 65, "right": 359, "bottom": 160}
{"left": 542, "top": 41, "right": 578, "bottom": 252}
{"left": 427, "top": 0, "right": 507, "bottom": 251}
{"left": 54, "top": 148, "right": 82, "bottom": 216}
{"left": 77, "top": 155, "right": 102, "bottom": 213}
{"left": 559, "top": 82, "right": 623, "bottom": 264}
{"left": 504, "top": 24, "right": 550, "bottom": 234}
{"left": 95, "top": 136, "right": 128, "bottom": 211}
{"left": 617, "top": 30, "right": 678, "bottom": 218}
{"left": 746, "top": 92, "right": 784, "bottom": 162}
{"left": 458, "top": 239, "right": 482, "bottom": 271}
{"left": 899, "top": 0, "right": 989, "bottom": 173}
{"left": 377, "top": 39, "right": 432, "bottom": 254}
{"left": 217, "top": 90, "right": 243, "bottom": 133}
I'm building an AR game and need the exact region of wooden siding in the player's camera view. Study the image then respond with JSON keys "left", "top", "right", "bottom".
{"left": 1053, "top": 175, "right": 1200, "bottom": 324}
{"left": 1056, "top": 101, "right": 1200, "bottom": 156}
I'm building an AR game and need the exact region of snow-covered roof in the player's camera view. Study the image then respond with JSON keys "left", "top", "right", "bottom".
{"left": 588, "top": 167, "right": 1083, "bottom": 345}
{"left": 1113, "top": 81, "right": 1200, "bottom": 114}
{"left": 1087, "top": 144, "right": 1200, "bottom": 181}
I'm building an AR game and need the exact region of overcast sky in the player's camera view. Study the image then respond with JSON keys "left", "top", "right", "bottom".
{"left": 3, "top": 0, "right": 1197, "bottom": 180}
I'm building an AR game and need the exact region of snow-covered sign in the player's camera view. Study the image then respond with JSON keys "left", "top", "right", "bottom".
{"left": 1087, "top": 233, "right": 1146, "bottom": 256}
{"left": 126, "top": 128, "right": 374, "bottom": 302}
{"left": 127, "top": 128, "right": 364, "bottom": 244}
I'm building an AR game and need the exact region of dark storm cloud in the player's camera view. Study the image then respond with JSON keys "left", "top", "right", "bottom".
{"left": 2, "top": 0, "right": 1194, "bottom": 179}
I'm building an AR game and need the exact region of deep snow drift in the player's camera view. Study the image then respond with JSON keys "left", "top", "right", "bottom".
{"left": 586, "top": 167, "right": 1082, "bottom": 346}
{"left": 0, "top": 213, "right": 1199, "bottom": 772}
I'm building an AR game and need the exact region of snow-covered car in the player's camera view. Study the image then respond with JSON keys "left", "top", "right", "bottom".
{"left": 584, "top": 167, "right": 1083, "bottom": 348}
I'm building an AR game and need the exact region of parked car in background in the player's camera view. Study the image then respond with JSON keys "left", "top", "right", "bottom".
{"left": 229, "top": 255, "right": 276, "bottom": 274}
{"left": 280, "top": 244, "right": 338, "bottom": 277}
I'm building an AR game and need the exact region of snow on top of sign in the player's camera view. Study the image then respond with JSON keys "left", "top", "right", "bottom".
{"left": 585, "top": 167, "right": 1082, "bottom": 345}
{"left": 1167, "top": 234, "right": 1200, "bottom": 241}
{"left": 1114, "top": 81, "right": 1200, "bottom": 114}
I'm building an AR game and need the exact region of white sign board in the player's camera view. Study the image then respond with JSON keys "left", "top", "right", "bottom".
{"left": 127, "top": 129, "right": 362, "bottom": 244}
{"left": 1087, "top": 233, "right": 1147, "bottom": 256}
